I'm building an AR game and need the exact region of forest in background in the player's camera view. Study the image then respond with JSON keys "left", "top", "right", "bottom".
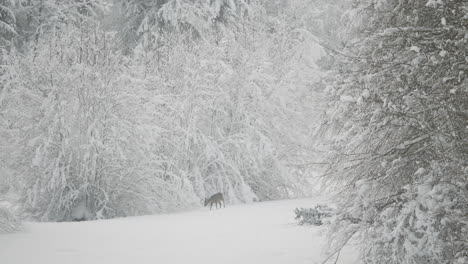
{"left": 1, "top": 0, "right": 467, "bottom": 263}
{"left": 0, "top": 0, "right": 340, "bottom": 221}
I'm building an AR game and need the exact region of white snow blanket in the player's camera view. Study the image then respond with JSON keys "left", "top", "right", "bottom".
{"left": 0, "top": 197, "right": 358, "bottom": 264}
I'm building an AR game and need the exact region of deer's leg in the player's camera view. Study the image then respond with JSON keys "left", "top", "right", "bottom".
{"left": 223, "top": 200, "right": 225, "bottom": 208}
{"left": 210, "top": 202, "right": 213, "bottom": 210}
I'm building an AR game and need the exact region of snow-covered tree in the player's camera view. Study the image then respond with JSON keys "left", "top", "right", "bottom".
{"left": 1, "top": 0, "right": 325, "bottom": 221}
{"left": 0, "top": 0, "right": 16, "bottom": 47}
{"left": 0, "top": 148, "right": 21, "bottom": 232}
{"left": 1, "top": 23, "right": 199, "bottom": 221}
{"left": 11, "top": 0, "right": 107, "bottom": 49}
{"left": 0, "top": 203, "right": 20, "bottom": 233}
{"left": 322, "top": 0, "right": 468, "bottom": 263}
{"left": 114, "top": 0, "right": 255, "bottom": 53}
{"left": 118, "top": 0, "right": 327, "bottom": 203}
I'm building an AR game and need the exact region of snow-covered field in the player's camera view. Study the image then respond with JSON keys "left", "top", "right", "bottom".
{"left": 0, "top": 197, "right": 358, "bottom": 264}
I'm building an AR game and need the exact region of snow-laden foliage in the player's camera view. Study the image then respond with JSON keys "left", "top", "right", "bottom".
{"left": 321, "top": 0, "right": 468, "bottom": 263}
{"left": 0, "top": 203, "right": 20, "bottom": 233}
{"left": 125, "top": 2, "right": 323, "bottom": 203}
{"left": 0, "top": 167, "right": 20, "bottom": 232}
{"left": 7, "top": 0, "right": 107, "bottom": 49}
{"left": 2, "top": 24, "right": 199, "bottom": 221}
{"left": 295, "top": 204, "right": 334, "bottom": 226}
{"left": 115, "top": 0, "right": 256, "bottom": 52}
{"left": 1, "top": 1, "right": 324, "bottom": 221}
{"left": 0, "top": 0, "right": 16, "bottom": 46}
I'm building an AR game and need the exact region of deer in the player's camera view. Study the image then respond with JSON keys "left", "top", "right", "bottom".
{"left": 204, "top": 192, "right": 225, "bottom": 210}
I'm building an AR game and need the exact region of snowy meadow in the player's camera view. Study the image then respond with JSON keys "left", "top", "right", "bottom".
{"left": 0, "top": 0, "right": 467, "bottom": 264}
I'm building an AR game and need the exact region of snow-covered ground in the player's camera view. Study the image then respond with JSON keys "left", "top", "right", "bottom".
{"left": 0, "top": 197, "right": 358, "bottom": 264}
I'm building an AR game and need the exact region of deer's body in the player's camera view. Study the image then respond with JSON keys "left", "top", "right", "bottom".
{"left": 204, "top": 192, "right": 225, "bottom": 210}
